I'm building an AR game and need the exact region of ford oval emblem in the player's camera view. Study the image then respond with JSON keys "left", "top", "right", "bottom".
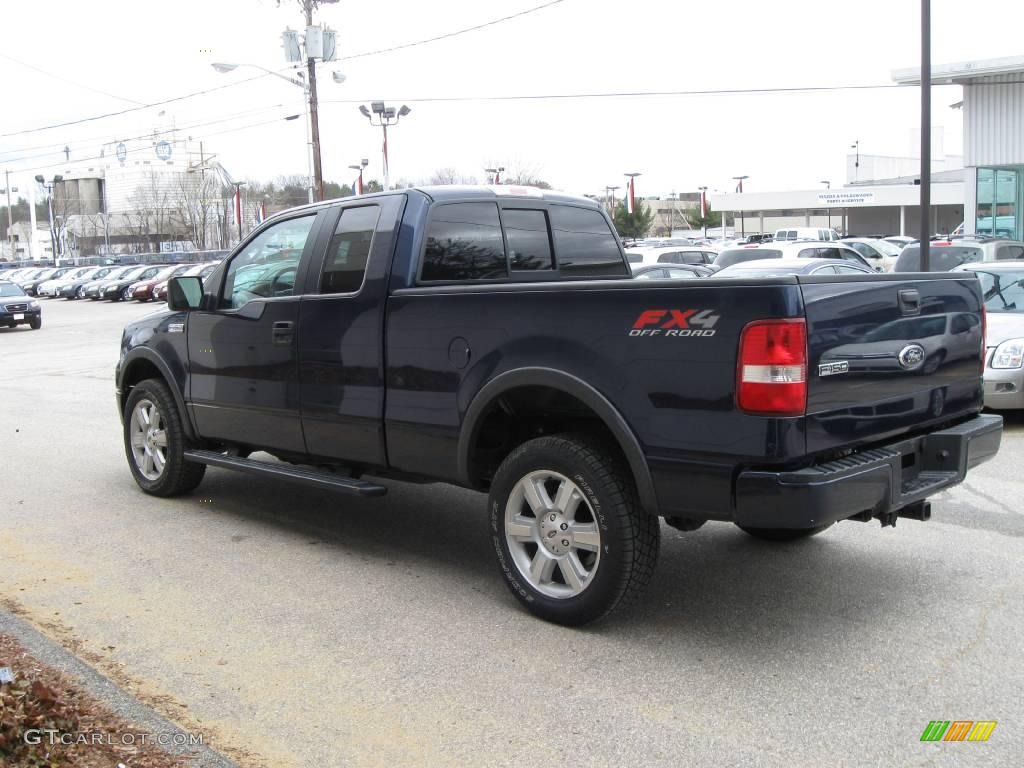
{"left": 898, "top": 344, "right": 926, "bottom": 369}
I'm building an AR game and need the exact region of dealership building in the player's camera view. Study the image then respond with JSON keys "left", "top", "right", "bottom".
{"left": 710, "top": 55, "right": 1024, "bottom": 241}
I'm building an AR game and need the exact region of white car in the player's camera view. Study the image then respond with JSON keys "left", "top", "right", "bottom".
{"left": 712, "top": 241, "right": 876, "bottom": 272}
{"left": 840, "top": 238, "right": 903, "bottom": 271}
{"left": 624, "top": 245, "right": 718, "bottom": 270}
{"left": 774, "top": 227, "right": 841, "bottom": 242}
{"left": 37, "top": 266, "right": 97, "bottom": 297}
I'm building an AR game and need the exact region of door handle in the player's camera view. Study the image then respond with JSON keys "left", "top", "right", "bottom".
{"left": 272, "top": 320, "right": 294, "bottom": 345}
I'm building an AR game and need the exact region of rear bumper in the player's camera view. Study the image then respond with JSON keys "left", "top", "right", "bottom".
{"left": 734, "top": 413, "right": 1003, "bottom": 529}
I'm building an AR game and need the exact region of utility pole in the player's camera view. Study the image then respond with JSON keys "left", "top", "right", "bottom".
{"left": 3, "top": 170, "right": 14, "bottom": 260}
{"left": 302, "top": 0, "right": 325, "bottom": 202}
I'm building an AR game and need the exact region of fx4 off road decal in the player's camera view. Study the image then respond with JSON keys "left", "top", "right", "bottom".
{"left": 629, "top": 309, "right": 720, "bottom": 337}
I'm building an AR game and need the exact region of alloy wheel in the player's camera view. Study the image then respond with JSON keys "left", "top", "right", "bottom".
{"left": 129, "top": 398, "right": 167, "bottom": 480}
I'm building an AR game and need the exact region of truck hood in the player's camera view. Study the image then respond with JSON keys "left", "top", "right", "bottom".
{"left": 985, "top": 312, "right": 1024, "bottom": 346}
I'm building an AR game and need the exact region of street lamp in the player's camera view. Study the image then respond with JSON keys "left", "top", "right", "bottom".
{"left": 212, "top": 61, "right": 345, "bottom": 203}
{"left": 698, "top": 185, "right": 709, "bottom": 238}
{"left": 358, "top": 102, "right": 412, "bottom": 191}
{"left": 485, "top": 166, "right": 505, "bottom": 185}
{"left": 35, "top": 174, "right": 62, "bottom": 261}
{"left": 850, "top": 140, "right": 860, "bottom": 182}
{"left": 732, "top": 175, "right": 749, "bottom": 238}
{"left": 2, "top": 171, "right": 18, "bottom": 260}
{"left": 604, "top": 185, "right": 620, "bottom": 215}
{"left": 348, "top": 158, "right": 368, "bottom": 195}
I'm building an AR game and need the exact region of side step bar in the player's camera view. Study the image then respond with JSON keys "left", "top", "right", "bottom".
{"left": 183, "top": 449, "right": 387, "bottom": 497}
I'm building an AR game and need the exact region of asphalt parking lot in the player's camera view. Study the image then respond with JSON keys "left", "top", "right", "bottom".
{"left": 2, "top": 298, "right": 1023, "bottom": 767}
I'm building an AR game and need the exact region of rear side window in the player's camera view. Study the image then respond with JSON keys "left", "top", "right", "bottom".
{"left": 895, "top": 245, "right": 983, "bottom": 271}
{"left": 320, "top": 205, "right": 380, "bottom": 294}
{"left": 422, "top": 203, "right": 508, "bottom": 281}
{"left": 996, "top": 244, "right": 1024, "bottom": 260}
{"left": 657, "top": 251, "right": 705, "bottom": 265}
{"left": 549, "top": 205, "right": 626, "bottom": 277}
{"left": 504, "top": 209, "right": 554, "bottom": 271}
{"left": 716, "top": 248, "right": 783, "bottom": 268}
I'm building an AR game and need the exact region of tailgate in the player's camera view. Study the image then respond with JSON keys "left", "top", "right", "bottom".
{"left": 800, "top": 273, "right": 985, "bottom": 454}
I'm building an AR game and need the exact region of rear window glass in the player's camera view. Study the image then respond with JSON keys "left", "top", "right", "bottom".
{"left": 549, "top": 205, "right": 626, "bottom": 277}
{"left": 422, "top": 203, "right": 508, "bottom": 281}
{"left": 503, "top": 209, "right": 554, "bottom": 271}
{"left": 657, "top": 251, "right": 705, "bottom": 265}
{"left": 715, "top": 248, "right": 783, "bottom": 268}
{"left": 895, "top": 245, "right": 983, "bottom": 272}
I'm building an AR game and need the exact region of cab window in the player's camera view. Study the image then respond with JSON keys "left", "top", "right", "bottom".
{"left": 421, "top": 203, "right": 508, "bottom": 281}
{"left": 221, "top": 215, "right": 316, "bottom": 309}
{"left": 320, "top": 205, "right": 380, "bottom": 294}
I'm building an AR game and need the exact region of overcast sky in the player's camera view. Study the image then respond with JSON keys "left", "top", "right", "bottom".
{"left": 2, "top": 0, "right": 1022, "bottom": 201}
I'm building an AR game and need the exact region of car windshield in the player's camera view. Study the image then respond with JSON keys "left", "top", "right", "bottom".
{"left": 0, "top": 282, "right": 28, "bottom": 297}
{"left": 715, "top": 248, "right": 783, "bottom": 268}
{"left": 896, "top": 245, "right": 983, "bottom": 271}
{"left": 871, "top": 240, "right": 901, "bottom": 257}
{"left": 970, "top": 269, "right": 1024, "bottom": 312}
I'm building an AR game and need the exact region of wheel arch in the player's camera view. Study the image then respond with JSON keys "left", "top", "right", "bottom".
{"left": 118, "top": 348, "right": 195, "bottom": 440}
{"left": 457, "top": 367, "right": 660, "bottom": 516}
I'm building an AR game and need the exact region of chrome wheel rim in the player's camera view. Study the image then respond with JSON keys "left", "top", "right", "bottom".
{"left": 504, "top": 471, "right": 602, "bottom": 599}
{"left": 129, "top": 398, "right": 167, "bottom": 480}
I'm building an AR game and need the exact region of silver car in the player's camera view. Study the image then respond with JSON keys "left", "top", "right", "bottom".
{"left": 954, "top": 261, "right": 1024, "bottom": 409}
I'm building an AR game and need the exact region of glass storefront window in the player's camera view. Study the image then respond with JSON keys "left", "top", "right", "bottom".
{"left": 976, "top": 166, "right": 1022, "bottom": 240}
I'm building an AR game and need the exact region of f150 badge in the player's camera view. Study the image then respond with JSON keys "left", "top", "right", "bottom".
{"left": 819, "top": 361, "right": 849, "bottom": 377}
{"left": 629, "top": 309, "right": 720, "bottom": 337}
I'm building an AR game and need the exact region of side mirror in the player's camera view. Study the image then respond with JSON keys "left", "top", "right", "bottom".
{"left": 168, "top": 276, "right": 203, "bottom": 311}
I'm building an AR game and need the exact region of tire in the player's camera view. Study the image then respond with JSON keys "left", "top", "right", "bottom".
{"left": 123, "top": 378, "right": 205, "bottom": 496}
{"left": 77, "top": 286, "right": 86, "bottom": 299}
{"left": 489, "top": 433, "right": 659, "bottom": 626}
{"left": 120, "top": 287, "right": 131, "bottom": 301}
{"left": 29, "top": 317, "right": 41, "bottom": 330}
{"left": 737, "top": 524, "right": 833, "bottom": 542}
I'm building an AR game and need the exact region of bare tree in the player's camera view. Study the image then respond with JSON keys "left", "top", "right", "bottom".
{"left": 126, "top": 171, "right": 186, "bottom": 253}
{"left": 174, "top": 173, "right": 219, "bottom": 250}
{"left": 427, "top": 167, "right": 479, "bottom": 185}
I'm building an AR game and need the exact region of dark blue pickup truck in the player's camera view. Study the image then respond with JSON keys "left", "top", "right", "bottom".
{"left": 116, "top": 186, "right": 1002, "bottom": 625}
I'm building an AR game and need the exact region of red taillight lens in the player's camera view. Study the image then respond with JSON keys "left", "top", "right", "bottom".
{"left": 738, "top": 319, "right": 808, "bottom": 416}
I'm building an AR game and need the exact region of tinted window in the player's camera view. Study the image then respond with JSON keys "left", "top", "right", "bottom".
{"left": 657, "top": 250, "right": 705, "bottom": 265}
{"left": 422, "top": 203, "right": 507, "bottom": 281}
{"left": 996, "top": 244, "right": 1024, "bottom": 260}
{"left": 625, "top": 252, "right": 643, "bottom": 263}
{"left": 895, "top": 245, "right": 983, "bottom": 272}
{"left": 222, "top": 215, "right": 315, "bottom": 308}
{"left": 320, "top": 205, "right": 380, "bottom": 294}
{"left": 503, "top": 209, "right": 553, "bottom": 271}
{"left": 549, "top": 205, "right": 626, "bottom": 277}
{"left": 715, "top": 248, "right": 783, "bottom": 268}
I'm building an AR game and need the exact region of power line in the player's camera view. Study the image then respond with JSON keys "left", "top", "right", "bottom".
{"left": 340, "top": 0, "right": 567, "bottom": 61}
{"left": 0, "top": 52, "right": 146, "bottom": 106}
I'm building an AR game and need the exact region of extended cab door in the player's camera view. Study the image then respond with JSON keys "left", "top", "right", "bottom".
{"left": 187, "top": 211, "right": 324, "bottom": 455}
{"left": 297, "top": 194, "right": 405, "bottom": 466}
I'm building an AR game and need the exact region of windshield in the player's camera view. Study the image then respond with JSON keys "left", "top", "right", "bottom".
{"left": 0, "top": 282, "right": 28, "bottom": 297}
{"left": 871, "top": 240, "right": 901, "bottom": 257}
{"left": 715, "top": 248, "right": 783, "bottom": 268}
{"left": 896, "top": 245, "right": 983, "bottom": 271}
{"left": 971, "top": 269, "right": 1024, "bottom": 312}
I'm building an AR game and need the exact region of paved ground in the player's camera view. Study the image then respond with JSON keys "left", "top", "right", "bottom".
{"left": 2, "top": 298, "right": 1022, "bottom": 767}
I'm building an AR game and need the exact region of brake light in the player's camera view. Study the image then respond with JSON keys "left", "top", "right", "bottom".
{"left": 738, "top": 319, "right": 808, "bottom": 416}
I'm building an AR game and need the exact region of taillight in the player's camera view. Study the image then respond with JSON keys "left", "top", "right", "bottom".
{"left": 738, "top": 319, "right": 808, "bottom": 416}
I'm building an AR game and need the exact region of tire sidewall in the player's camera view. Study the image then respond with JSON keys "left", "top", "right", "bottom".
{"left": 123, "top": 380, "right": 192, "bottom": 495}
{"left": 489, "top": 437, "right": 630, "bottom": 625}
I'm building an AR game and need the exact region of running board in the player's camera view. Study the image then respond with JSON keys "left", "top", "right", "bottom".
{"left": 183, "top": 449, "right": 387, "bottom": 497}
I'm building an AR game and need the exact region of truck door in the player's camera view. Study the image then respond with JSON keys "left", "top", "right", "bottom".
{"left": 298, "top": 195, "right": 405, "bottom": 467}
{"left": 187, "top": 212, "right": 322, "bottom": 455}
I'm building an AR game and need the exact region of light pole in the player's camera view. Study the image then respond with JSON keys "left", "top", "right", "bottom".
{"left": 35, "top": 174, "right": 61, "bottom": 262}
{"left": 820, "top": 180, "right": 832, "bottom": 231}
{"left": 605, "top": 185, "right": 620, "bottom": 215}
{"left": 348, "top": 159, "right": 368, "bottom": 195}
{"left": 212, "top": 62, "right": 345, "bottom": 203}
{"left": 732, "top": 175, "right": 749, "bottom": 238}
{"left": 485, "top": 166, "right": 505, "bottom": 185}
{"left": 850, "top": 140, "right": 860, "bottom": 182}
{"left": 624, "top": 172, "right": 641, "bottom": 217}
{"left": 359, "top": 102, "right": 411, "bottom": 191}
{"left": 2, "top": 170, "right": 16, "bottom": 260}
{"left": 698, "top": 186, "right": 709, "bottom": 238}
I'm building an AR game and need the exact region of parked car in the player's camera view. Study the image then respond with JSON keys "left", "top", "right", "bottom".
{"left": 893, "top": 237, "right": 1024, "bottom": 272}
{"left": 153, "top": 262, "right": 219, "bottom": 302}
{"left": 100, "top": 264, "right": 165, "bottom": 301}
{"left": 0, "top": 280, "right": 42, "bottom": 330}
{"left": 952, "top": 261, "right": 1024, "bottom": 409}
{"left": 631, "top": 264, "right": 713, "bottom": 280}
{"left": 774, "top": 227, "right": 841, "bottom": 242}
{"left": 883, "top": 236, "right": 917, "bottom": 249}
{"left": 82, "top": 266, "right": 143, "bottom": 300}
{"left": 38, "top": 266, "right": 98, "bottom": 297}
{"left": 19, "top": 267, "right": 73, "bottom": 296}
{"left": 126, "top": 264, "right": 191, "bottom": 302}
{"left": 61, "top": 266, "right": 121, "bottom": 299}
{"left": 624, "top": 245, "right": 718, "bottom": 269}
{"left": 116, "top": 185, "right": 1000, "bottom": 625}
{"left": 712, "top": 241, "right": 874, "bottom": 272}
{"left": 840, "top": 238, "right": 902, "bottom": 271}
{"left": 714, "top": 257, "right": 875, "bottom": 278}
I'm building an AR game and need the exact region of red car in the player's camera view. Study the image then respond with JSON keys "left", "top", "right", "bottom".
{"left": 126, "top": 265, "right": 191, "bottom": 302}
